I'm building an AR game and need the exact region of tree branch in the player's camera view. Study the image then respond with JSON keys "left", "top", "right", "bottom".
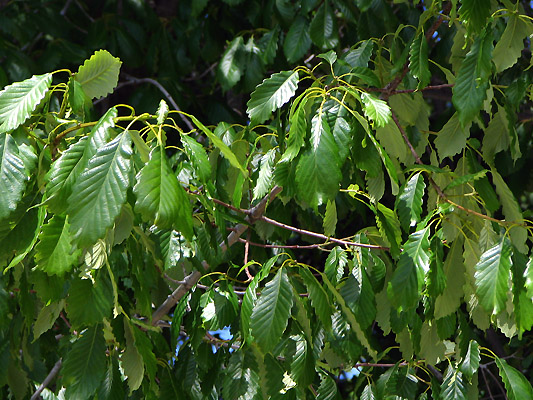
{"left": 151, "top": 186, "right": 283, "bottom": 325}
{"left": 31, "top": 359, "right": 62, "bottom": 400}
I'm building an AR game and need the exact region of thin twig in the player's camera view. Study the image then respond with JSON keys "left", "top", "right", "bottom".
{"left": 236, "top": 237, "right": 326, "bottom": 250}
{"left": 31, "top": 359, "right": 62, "bottom": 400}
{"left": 259, "top": 215, "right": 390, "bottom": 251}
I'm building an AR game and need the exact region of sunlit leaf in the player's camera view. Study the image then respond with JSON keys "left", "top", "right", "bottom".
{"left": 0, "top": 73, "right": 52, "bottom": 133}
{"left": 360, "top": 92, "right": 391, "bottom": 128}
{"left": 74, "top": 50, "right": 121, "bottom": 99}
{"left": 460, "top": 340, "right": 480, "bottom": 380}
{"left": 0, "top": 132, "right": 28, "bottom": 220}
{"left": 409, "top": 32, "right": 430, "bottom": 89}
{"left": 496, "top": 357, "right": 533, "bottom": 400}
{"left": 396, "top": 172, "right": 425, "bottom": 230}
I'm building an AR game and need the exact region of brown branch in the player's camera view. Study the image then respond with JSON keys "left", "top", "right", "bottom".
{"left": 259, "top": 215, "right": 390, "bottom": 251}
{"left": 31, "top": 359, "right": 62, "bottom": 400}
{"left": 236, "top": 237, "right": 326, "bottom": 250}
{"left": 151, "top": 186, "right": 283, "bottom": 325}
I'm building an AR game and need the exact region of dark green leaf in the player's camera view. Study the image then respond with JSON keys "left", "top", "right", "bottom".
{"left": 181, "top": 134, "right": 211, "bottom": 182}
{"left": 409, "top": 32, "right": 430, "bottom": 89}
{"left": 441, "top": 365, "right": 467, "bottom": 399}
{"left": 396, "top": 172, "right": 425, "bottom": 230}
{"left": 493, "top": 14, "right": 533, "bottom": 72}
{"left": 459, "top": 0, "right": 491, "bottom": 34}
{"left": 460, "top": 340, "right": 480, "bottom": 380}
{"left": 310, "top": 1, "right": 339, "bottom": 50}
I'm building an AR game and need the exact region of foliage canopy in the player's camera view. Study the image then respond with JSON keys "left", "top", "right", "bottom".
{"left": 1, "top": 0, "right": 533, "bottom": 399}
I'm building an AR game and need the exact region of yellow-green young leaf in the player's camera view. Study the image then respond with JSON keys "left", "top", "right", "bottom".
{"left": 396, "top": 172, "right": 425, "bottom": 230}
{"left": 246, "top": 70, "right": 299, "bottom": 125}
{"left": 68, "top": 132, "right": 133, "bottom": 247}
{"left": 474, "top": 236, "right": 512, "bottom": 315}
{"left": 62, "top": 325, "right": 107, "bottom": 399}
{"left": 156, "top": 99, "right": 169, "bottom": 125}
{"left": 495, "top": 357, "right": 533, "bottom": 400}
{"left": 492, "top": 170, "right": 527, "bottom": 253}
{"left": 434, "top": 113, "right": 471, "bottom": 161}
{"left": 309, "top": 1, "right": 339, "bottom": 50}
{"left": 283, "top": 16, "right": 312, "bottom": 63}
{"left": 46, "top": 107, "right": 117, "bottom": 214}
{"left": 323, "top": 199, "right": 337, "bottom": 237}
{"left": 295, "top": 113, "right": 342, "bottom": 210}
{"left": 0, "top": 73, "right": 52, "bottom": 133}
{"left": 452, "top": 27, "right": 493, "bottom": 126}
{"left": 250, "top": 267, "right": 293, "bottom": 353}
{"left": 133, "top": 146, "right": 193, "bottom": 240}
{"left": 74, "top": 50, "right": 122, "bottom": 99}
{"left": 360, "top": 92, "right": 391, "bottom": 128}
{"left": 493, "top": 14, "right": 533, "bottom": 72}
{"left": 34, "top": 215, "right": 79, "bottom": 276}
{"left": 409, "top": 32, "right": 430, "bottom": 89}
{"left": 0, "top": 133, "right": 28, "bottom": 220}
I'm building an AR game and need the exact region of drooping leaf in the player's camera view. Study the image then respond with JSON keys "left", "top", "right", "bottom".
{"left": 281, "top": 97, "right": 307, "bottom": 162}
{"left": 493, "top": 14, "right": 533, "bottom": 72}
{"left": 375, "top": 203, "right": 402, "bottom": 258}
{"left": 403, "top": 227, "right": 431, "bottom": 273}
{"left": 316, "top": 373, "right": 337, "bottom": 400}
{"left": 419, "top": 321, "right": 446, "bottom": 365}
{"left": 200, "top": 286, "right": 239, "bottom": 331}
{"left": 441, "top": 365, "right": 468, "bottom": 400}
{"left": 459, "top": 0, "right": 491, "bottom": 34}
{"left": 34, "top": 215, "right": 79, "bottom": 276}
{"left": 253, "top": 148, "right": 276, "bottom": 201}
{"left": 283, "top": 16, "right": 312, "bottom": 63}
{"left": 67, "top": 276, "right": 113, "bottom": 328}
{"left": 218, "top": 36, "right": 245, "bottom": 91}
{"left": 324, "top": 246, "right": 347, "bottom": 285}
{"left": 452, "top": 27, "right": 493, "bottom": 126}
{"left": 250, "top": 267, "right": 293, "bottom": 353}
{"left": 0, "top": 73, "right": 52, "bottom": 133}
{"left": 409, "top": 32, "right": 430, "bottom": 89}
{"left": 295, "top": 113, "right": 342, "bottom": 210}
{"left": 460, "top": 340, "right": 480, "bottom": 380}
{"left": 434, "top": 113, "right": 471, "bottom": 160}
{"left": 360, "top": 92, "right": 391, "bottom": 128}
{"left": 344, "top": 39, "right": 374, "bottom": 68}
{"left": 74, "top": 50, "right": 122, "bottom": 99}
{"left": 495, "top": 357, "right": 533, "bottom": 400}
{"left": 474, "top": 236, "right": 512, "bottom": 315}
{"left": 396, "top": 172, "right": 425, "bottom": 230}
{"left": 310, "top": 1, "right": 339, "bottom": 50}
{"left": 0, "top": 132, "right": 28, "bottom": 220}
{"left": 246, "top": 70, "right": 299, "bottom": 125}
{"left": 133, "top": 145, "right": 193, "bottom": 240}
{"left": 258, "top": 27, "right": 280, "bottom": 65}
{"left": 121, "top": 320, "right": 145, "bottom": 393}
{"left": 443, "top": 170, "right": 488, "bottom": 192}
{"left": 46, "top": 108, "right": 117, "bottom": 214}
{"left": 434, "top": 237, "right": 465, "bottom": 319}
{"left": 33, "top": 300, "right": 65, "bottom": 341}
{"left": 62, "top": 325, "right": 107, "bottom": 399}
{"left": 68, "top": 132, "right": 133, "bottom": 247}
{"left": 222, "top": 351, "right": 260, "bottom": 400}
{"left": 181, "top": 134, "right": 212, "bottom": 182}
{"left": 483, "top": 105, "right": 511, "bottom": 165}
{"left": 299, "top": 267, "right": 333, "bottom": 331}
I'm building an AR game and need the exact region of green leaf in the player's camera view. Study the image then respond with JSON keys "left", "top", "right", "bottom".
{"left": 409, "top": 32, "right": 430, "bottom": 89}
{"left": 67, "top": 276, "right": 113, "bottom": 328}
{"left": 310, "top": 1, "right": 339, "bottom": 50}
{"left": 250, "top": 267, "right": 293, "bottom": 353}
{"left": 62, "top": 325, "right": 107, "bottom": 399}
{"left": 441, "top": 365, "right": 467, "bottom": 400}
{"left": 74, "top": 50, "right": 121, "bottom": 99}
{"left": 443, "top": 170, "right": 488, "bottom": 192}
{"left": 460, "top": 340, "right": 480, "bottom": 380}
{"left": 348, "top": 66, "right": 381, "bottom": 88}
{"left": 493, "top": 14, "right": 533, "bottom": 72}
{"left": 283, "top": 16, "right": 312, "bottom": 63}
{"left": 419, "top": 321, "right": 446, "bottom": 365}
{"left": 492, "top": 169, "right": 527, "bottom": 253}
{"left": 403, "top": 227, "right": 431, "bottom": 273}
{"left": 360, "top": 92, "right": 391, "bottom": 128}
{"left": 33, "top": 300, "right": 65, "bottom": 341}
{"left": 434, "top": 113, "right": 471, "bottom": 160}
{"left": 343, "top": 40, "right": 374, "bottom": 68}
{"left": 246, "top": 70, "right": 299, "bottom": 125}
{"left": 218, "top": 36, "right": 245, "bottom": 91}
{"left": 181, "top": 134, "right": 212, "bottom": 182}
{"left": 459, "top": 0, "right": 491, "bottom": 34}
{"left": 0, "top": 132, "right": 28, "bottom": 220}
{"left": 361, "top": 383, "right": 377, "bottom": 400}
{"left": 34, "top": 215, "right": 79, "bottom": 276}
{"left": 318, "top": 50, "right": 337, "bottom": 66}
{"left": 295, "top": 113, "right": 342, "bottom": 210}
{"left": 496, "top": 357, "right": 533, "bottom": 399}
{"left": 200, "top": 287, "right": 239, "bottom": 331}
{"left": 483, "top": 105, "right": 511, "bottom": 165}
{"left": 253, "top": 148, "right": 276, "bottom": 201}
{"left": 281, "top": 97, "right": 307, "bottom": 162}
{"left": 375, "top": 203, "right": 402, "bottom": 258}
{"left": 156, "top": 99, "right": 169, "bottom": 125}
{"left": 68, "top": 132, "right": 132, "bottom": 247}
{"left": 452, "top": 27, "right": 493, "bottom": 126}
{"left": 299, "top": 267, "right": 333, "bottom": 331}
{"left": 474, "top": 236, "right": 512, "bottom": 315}
{"left": 134, "top": 145, "right": 193, "bottom": 240}
{"left": 68, "top": 78, "right": 92, "bottom": 118}
{"left": 396, "top": 172, "right": 425, "bottom": 230}
{"left": 324, "top": 246, "right": 347, "bottom": 285}
{"left": 188, "top": 114, "right": 248, "bottom": 176}
{"left": 46, "top": 108, "right": 117, "bottom": 213}
{"left": 323, "top": 199, "right": 337, "bottom": 237}
{"left": 317, "top": 373, "right": 337, "bottom": 400}
{"left": 122, "top": 320, "right": 145, "bottom": 393}
{"left": 0, "top": 73, "right": 52, "bottom": 133}
{"left": 258, "top": 27, "right": 280, "bottom": 65}
{"left": 222, "top": 351, "right": 260, "bottom": 400}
